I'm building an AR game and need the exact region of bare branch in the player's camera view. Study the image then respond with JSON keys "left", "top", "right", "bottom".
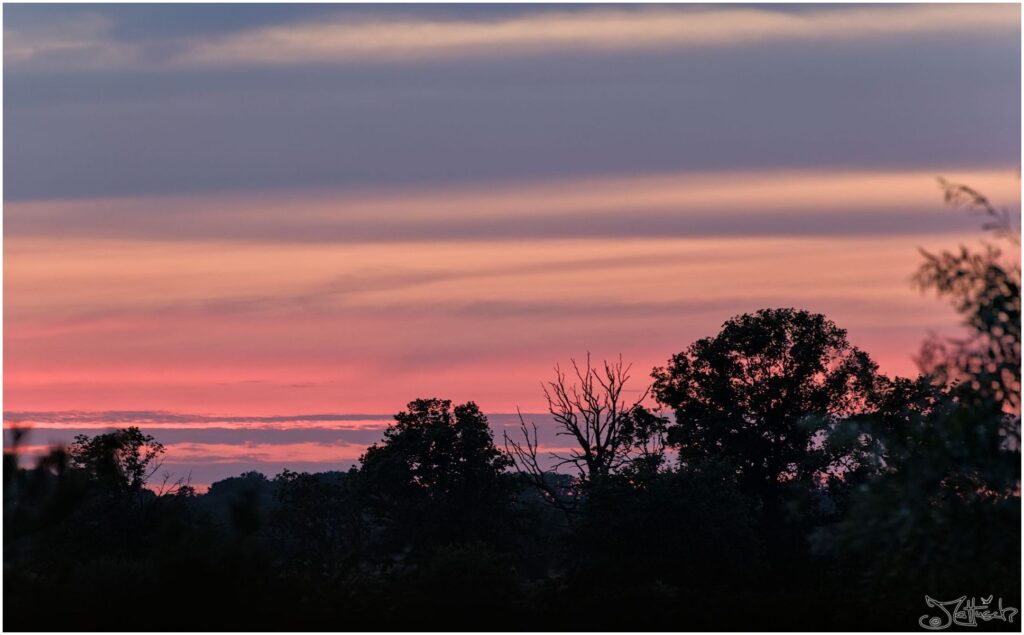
{"left": 504, "top": 408, "right": 577, "bottom": 523}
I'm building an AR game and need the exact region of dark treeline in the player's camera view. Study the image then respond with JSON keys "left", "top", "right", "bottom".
{"left": 4, "top": 182, "right": 1021, "bottom": 631}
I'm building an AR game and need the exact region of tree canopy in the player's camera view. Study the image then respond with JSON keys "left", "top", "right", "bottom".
{"left": 357, "top": 398, "right": 515, "bottom": 549}
{"left": 67, "top": 426, "right": 165, "bottom": 493}
{"left": 652, "top": 308, "right": 881, "bottom": 504}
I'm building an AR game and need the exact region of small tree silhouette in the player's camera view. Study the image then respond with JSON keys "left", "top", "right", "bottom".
{"left": 67, "top": 427, "right": 165, "bottom": 493}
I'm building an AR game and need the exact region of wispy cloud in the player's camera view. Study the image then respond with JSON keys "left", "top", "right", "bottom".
{"left": 3, "top": 410, "right": 392, "bottom": 429}
{"left": 7, "top": 167, "right": 1018, "bottom": 243}
{"left": 8, "top": 5, "right": 1017, "bottom": 71}
{"left": 4, "top": 13, "right": 129, "bottom": 69}
{"left": 182, "top": 5, "right": 1018, "bottom": 67}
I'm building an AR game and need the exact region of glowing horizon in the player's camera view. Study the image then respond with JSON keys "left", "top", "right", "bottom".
{"left": 4, "top": 3, "right": 1020, "bottom": 484}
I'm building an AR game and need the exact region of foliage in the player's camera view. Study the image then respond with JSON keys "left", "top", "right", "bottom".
{"left": 4, "top": 182, "right": 1020, "bottom": 631}
{"left": 814, "top": 179, "right": 1021, "bottom": 606}
{"left": 570, "top": 460, "right": 760, "bottom": 591}
{"left": 914, "top": 179, "right": 1021, "bottom": 413}
{"left": 357, "top": 398, "right": 516, "bottom": 551}
{"left": 652, "top": 308, "right": 882, "bottom": 508}
{"left": 66, "top": 426, "right": 165, "bottom": 493}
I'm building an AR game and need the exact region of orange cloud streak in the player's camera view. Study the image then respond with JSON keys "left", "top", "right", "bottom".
{"left": 6, "top": 168, "right": 1016, "bottom": 415}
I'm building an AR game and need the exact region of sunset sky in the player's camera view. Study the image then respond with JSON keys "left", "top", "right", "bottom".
{"left": 4, "top": 3, "right": 1021, "bottom": 486}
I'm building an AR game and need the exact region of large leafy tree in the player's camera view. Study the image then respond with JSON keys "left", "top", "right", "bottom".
{"left": 652, "top": 308, "right": 881, "bottom": 508}
{"left": 915, "top": 179, "right": 1021, "bottom": 415}
{"left": 815, "top": 181, "right": 1021, "bottom": 602}
{"left": 358, "top": 398, "right": 514, "bottom": 550}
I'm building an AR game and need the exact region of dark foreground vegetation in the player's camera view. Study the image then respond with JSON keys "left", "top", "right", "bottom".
{"left": 4, "top": 182, "right": 1020, "bottom": 631}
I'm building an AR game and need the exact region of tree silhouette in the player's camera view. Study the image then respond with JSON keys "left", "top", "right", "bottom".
{"left": 505, "top": 355, "right": 667, "bottom": 520}
{"left": 5, "top": 185, "right": 1020, "bottom": 631}
{"left": 358, "top": 398, "right": 514, "bottom": 550}
{"left": 652, "top": 309, "right": 881, "bottom": 509}
{"left": 815, "top": 182, "right": 1021, "bottom": 604}
{"left": 67, "top": 426, "right": 165, "bottom": 494}
{"left": 270, "top": 469, "right": 364, "bottom": 579}
{"left": 915, "top": 178, "right": 1021, "bottom": 414}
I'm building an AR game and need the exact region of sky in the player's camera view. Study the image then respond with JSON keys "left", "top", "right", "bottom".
{"left": 4, "top": 3, "right": 1021, "bottom": 486}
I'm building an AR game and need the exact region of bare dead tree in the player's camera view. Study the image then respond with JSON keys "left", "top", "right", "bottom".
{"left": 505, "top": 354, "right": 658, "bottom": 521}
{"left": 154, "top": 470, "right": 196, "bottom": 498}
{"left": 543, "top": 354, "right": 651, "bottom": 479}
{"left": 504, "top": 410, "right": 578, "bottom": 523}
